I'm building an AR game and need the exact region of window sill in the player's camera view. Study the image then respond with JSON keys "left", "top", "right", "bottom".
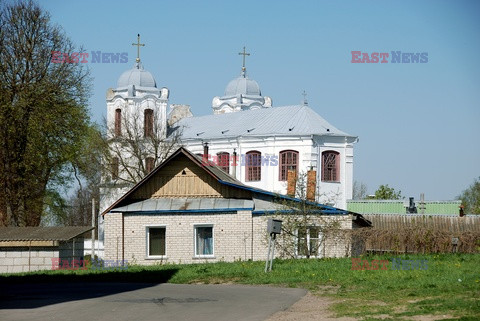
{"left": 145, "top": 256, "right": 168, "bottom": 260}
{"left": 192, "top": 256, "right": 216, "bottom": 260}
{"left": 321, "top": 181, "right": 341, "bottom": 184}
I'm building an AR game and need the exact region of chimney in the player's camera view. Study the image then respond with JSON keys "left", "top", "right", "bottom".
{"left": 232, "top": 149, "right": 237, "bottom": 179}
{"left": 202, "top": 142, "right": 209, "bottom": 166}
{"left": 287, "top": 168, "right": 296, "bottom": 197}
{"left": 307, "top": 168, "right": 317, "bottom": 202}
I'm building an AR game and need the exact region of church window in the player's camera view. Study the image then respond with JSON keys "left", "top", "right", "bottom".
{"left": 111, "top": 157, "right": 119, "bottom": 180}
{"left": 195, "top": 225, "right": 214, "bottom": 257}
{"left": 321, "top": 151, "right": 339, "bottom": 182}
{"left": 144, "top": 109, "right": 154, "bottom": 137}
{"left": 279, "top": 150, "right": 299, "bottom": 181}
{"left": 147, "top": 226, "right": 166, "bottom": 257}
{"left": 217, "top": 152, "right": 230, "bottom": 173}
{"left": 246, "top": 151, "right": 261, "bottom": 182}
{"left": 114, "top": 109, "right": 121, "bottom": 136}
{"left": 146, "top": 157, "right": 155, "bottom": 173}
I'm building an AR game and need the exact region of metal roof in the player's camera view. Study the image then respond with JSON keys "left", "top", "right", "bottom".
{"left": 0, "top": 226, "right": 93, "bottom": 242}
{"left": 175, "top": 105, "right": 354, "bottom": 140}
{"left": 112, "top": 198, "right": 254, "bottom": 213}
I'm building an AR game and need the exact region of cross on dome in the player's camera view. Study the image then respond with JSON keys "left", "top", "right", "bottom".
{"left": 238, "top": 46, "right": 250, "bottom": 77}
{"left": 132, "top": 34, "right": 145, "bottom": 63}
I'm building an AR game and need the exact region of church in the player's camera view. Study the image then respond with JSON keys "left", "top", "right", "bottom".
{"left": 98, "top": 40, "right": 361, "bottom": 262}
{"left": 100, "top": 42, "right": 357, "bottom": 215}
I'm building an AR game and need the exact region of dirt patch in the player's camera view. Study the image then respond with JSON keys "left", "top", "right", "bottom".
{"left": 265, "top": 292, "right": 357, "bottom": 321}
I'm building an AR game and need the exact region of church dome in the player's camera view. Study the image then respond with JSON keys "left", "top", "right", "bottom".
{"left": 224, "top": 73, "right": 261, "bottom": 96}
{"left": 117, "top": 62, "right": 156, "bottom": 88}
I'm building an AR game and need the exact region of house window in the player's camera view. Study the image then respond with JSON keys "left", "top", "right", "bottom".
{"left": 297, "top": 226, "right": 322, "bottom": 258}
{"left": 146, "top": 157, "right": 155, "bottom": 173}
{"left": 217, "top": 152, "right": 230, "bottom": 173}
{"left": 144, "top": 109, "right": 154, "bottom": 137}
{"left": 322, "top": 151, "right": 339, "bottom": 182}
{"left": 246, "top": 151, "right": 261, "bottom": 181}
{"left": 114, "top": 109, "right": 121, "bottom": 136}
{"left": 111, "top": 157, "right": 119, "bottom": 180}
{"left": 147, "top": 227, "right": 166, "bottom": 257}
{"left": 279, "top": 150, "right": 299, "bottom": 181}
{"left": 195, "top": 225, "right": 214, "bottom": 257}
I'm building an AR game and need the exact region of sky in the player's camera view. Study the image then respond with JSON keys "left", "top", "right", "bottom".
{"left": 39, "top": 0, "right": 480, "bottom": 200}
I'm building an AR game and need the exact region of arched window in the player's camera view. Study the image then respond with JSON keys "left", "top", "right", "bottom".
{"left": 321, "top": 151, "right": 339, "bottom": 182}
{"left": 217, "top": 152, "right": 230, "bottom": 173}
{"left": 246, "top": 151, "right": 261, "bottom": 182}
{"left": 279, "top": 150, "right": 299, "bottom": 181}
{"left": 144, "top": 109, "right": 154, "bottom": 137}
{"left": 111, "top": 157, "right": 119, "bottom": 180}
{"left": 114, "top": 109, "right": 122, "bottom": 136}
{"left": 146, "top": 157, "right": 155, "bottom": 173}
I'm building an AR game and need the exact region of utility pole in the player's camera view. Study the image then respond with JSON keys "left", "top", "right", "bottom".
{"left": 91, "top": 198, "right": 96, "bottom": 258}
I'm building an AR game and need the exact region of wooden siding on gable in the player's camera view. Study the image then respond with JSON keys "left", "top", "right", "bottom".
{"left": 130, "top": 154, "right": 251, "bottom": 200}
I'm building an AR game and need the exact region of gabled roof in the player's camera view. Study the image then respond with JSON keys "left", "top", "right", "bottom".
{"left": 102, "top": 147, "right": 370, "bottom": 226}
{"left": 0, "top": 226, "right": 93, "bottom": 242}
{"left": 175, "top": 105, "right": 355, "bottom": 140}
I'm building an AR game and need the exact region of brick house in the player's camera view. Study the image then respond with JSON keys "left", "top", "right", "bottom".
{"left": 102, "top": 148, "right": 370, "bottom": 265}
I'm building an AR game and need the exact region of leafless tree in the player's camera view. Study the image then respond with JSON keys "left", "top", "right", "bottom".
{"left": 102, "top": 108, "right": 182, "bottom": 186}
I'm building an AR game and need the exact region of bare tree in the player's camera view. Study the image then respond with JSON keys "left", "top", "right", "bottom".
{"left": 270, "top": 172, "right": 344, "bottom": 259}
{"left": 102, "top": 108, "right": 182, "bottom": 186}
{"left": 353, "top": 180, "right": 368, "bottom": 200}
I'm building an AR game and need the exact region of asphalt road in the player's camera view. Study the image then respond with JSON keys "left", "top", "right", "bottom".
{"left": 0, "top": 282, "right": 306, "bottom": 321}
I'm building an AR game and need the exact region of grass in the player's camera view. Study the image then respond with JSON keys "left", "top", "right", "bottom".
{"left": 2, "top": 253, "right": 479, "bottom": 320}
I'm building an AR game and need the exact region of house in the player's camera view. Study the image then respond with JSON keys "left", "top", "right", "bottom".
{"left": 0, "top": 226, "right": 92, "bottom": 273}
{"left": 102, "top": 147, "right": 370, "bottom": 265}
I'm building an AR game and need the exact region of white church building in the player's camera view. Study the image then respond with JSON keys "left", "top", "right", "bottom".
{"left": 100, "top": 47, "right": 357, "bottom": 215}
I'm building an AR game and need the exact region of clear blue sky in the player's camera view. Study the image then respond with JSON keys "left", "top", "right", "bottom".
{"left": 40, "top": 0, "right": 480, "bottom": 200}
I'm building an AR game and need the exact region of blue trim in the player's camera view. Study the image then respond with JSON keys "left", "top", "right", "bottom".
{"left": 252, "top": 210, "right": 348, "bottom": 215}
{"left": 109, "top": 207, "right": 252, "bottom": 214}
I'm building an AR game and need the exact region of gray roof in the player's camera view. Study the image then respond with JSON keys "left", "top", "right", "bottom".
{"left": 176, "top": 105, "right": 353, "bottom": 140}
{"left": 112, "top": 198, "right": 254, "bottom": 213}
{"left": 0, "top": 227, "right": 93, "bottom": 241}
{"left": 117, "top": 62, "right": 156, "bottom": 88}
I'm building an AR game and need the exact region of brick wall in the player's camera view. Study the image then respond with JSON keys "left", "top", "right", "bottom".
{"left": 104, "top": 211, "right": 353, "bottom": 265}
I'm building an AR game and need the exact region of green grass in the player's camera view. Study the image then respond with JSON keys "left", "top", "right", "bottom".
{"left": 2, "top": 253, "right": 479, "bottom": 320}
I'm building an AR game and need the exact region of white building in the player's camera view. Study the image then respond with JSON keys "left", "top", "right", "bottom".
{"left": 99, "top": 49, "right": 357, "bottom": 244}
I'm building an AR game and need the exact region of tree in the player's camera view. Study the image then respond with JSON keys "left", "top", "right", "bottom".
{"left": 271, "top": 172, "right": 344, "bottom": 259}
{"left": 0, "top": 1, "right": 92, "bottom": 226}
{"left": 352, "top": 180, "right": 368, "bottom": 200}
{"left": 102, "top": 108, "right": 182, "bottom": 186}
{"left": 371, "top": 184, "right": 402, "bottom": 200}
{"left": 457, "top": 177, "right": 480, "bottom": 214}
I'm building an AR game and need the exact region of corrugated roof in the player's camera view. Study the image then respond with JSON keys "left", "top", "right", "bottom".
{"left": 0, "top": 226, "right": 93, "bottom": 242}
{"left": 112, "top": 198, "right": 254, "bottom": 213}
{"left": 176, "top": 105, "right": 354, "bottom": 140}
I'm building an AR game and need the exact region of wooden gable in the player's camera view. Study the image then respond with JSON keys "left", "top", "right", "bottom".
{"left": 129, "top": 153, "right": 251, "bottom": 200}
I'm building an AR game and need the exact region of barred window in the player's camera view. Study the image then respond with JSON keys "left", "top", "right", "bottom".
{"left": 217, "top": 152, "right": 230, "bottom": 173}
{"left": 144, "top": 109, "right": 154, "bottom": 137}
{"left": 246, "top": 151, "right": 261, "bottom": 181}
{"left": 279, "top": 150, "right": 299, "bottom": 181}
{"left": 114, "top": 109, "right": 121, "bottom": 136}
{"left": 322, "top": 151, "right": 339, "bottom": 182}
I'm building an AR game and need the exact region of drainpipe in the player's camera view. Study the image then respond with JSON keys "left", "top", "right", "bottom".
{"left": 122, "top": 213, "right": 125, "bottom": 266}
{"left": 232, "top": 148, "right": 237, "bottom": 179}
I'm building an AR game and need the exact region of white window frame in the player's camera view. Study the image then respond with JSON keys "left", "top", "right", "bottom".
{"left": 295, "top": 226, "right": 323, "bottom": 258}
{"left": 193, "top": 224, "right": 214, "bottom": 258}
{"left": 145, "top": 225, "right": 167, "bottom": 259}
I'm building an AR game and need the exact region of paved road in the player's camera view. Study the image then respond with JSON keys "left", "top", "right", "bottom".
{"left": 0, "top": 282, "right": 306, "bottom": 321}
